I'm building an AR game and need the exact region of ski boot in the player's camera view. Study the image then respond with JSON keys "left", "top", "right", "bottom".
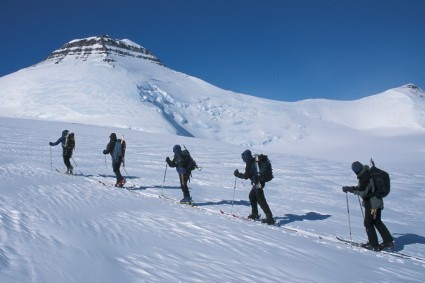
{"left": 180, "top": 196, "right": 192, "bottom": 205}
{"left": 379, "top": 241, "right": 395, "bottom": 251}
{"left": 247, "top": 214, "right": 260, "bottom": 221}
{"left": 360, "top": 242, "right": 381, "bottom": 251}
{"left": 261, "top": 215, "right": 276, "bottom": 225}
{"left": 115, "top": 179, "right": 126, "bottom": 187}
{"left": 66, "top": 166, "right": 73, "bottom": 175}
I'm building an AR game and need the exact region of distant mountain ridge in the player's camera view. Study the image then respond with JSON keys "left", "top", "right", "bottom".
{"left": 0, "top": 35, "right": 424, "bottom": 157}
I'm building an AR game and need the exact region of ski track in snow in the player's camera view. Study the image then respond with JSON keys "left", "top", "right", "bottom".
{"left": 0, "top": 117, "right": 424, "bottom": 282}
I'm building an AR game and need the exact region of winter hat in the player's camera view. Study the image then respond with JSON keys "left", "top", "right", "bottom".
{"left": 173, "top": 145, "right": 182, "bottom": 154}
{"left": 241, "top": 149, "right": 252, "bottom": 162}
{"left": 109, "top": 133, "right": 117, "bottom": 140}
{"left": 351, "top": 161, "right": 363, "bottom": 175}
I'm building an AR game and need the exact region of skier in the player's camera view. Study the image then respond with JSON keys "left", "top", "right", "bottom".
{"left": 49, "top": 130, "right": 75, "bottom": 174}
{"left": 166, "top": 145, "right": 192, "bottom": 204}
{"left": 342, "top": 161, "right": 394, "bottom": 251}
{"left": 103, "top": 133, "right": 126, "bottom": 187}
{"left": 234, "top": 149, "right": 275, "bottom": 225}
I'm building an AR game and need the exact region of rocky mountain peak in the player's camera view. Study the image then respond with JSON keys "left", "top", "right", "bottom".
{"left": 45, "top": 35, "right": 162, "bottom": 65}
{"left": 400, "top": 83, "right": 425, "bottom": 98}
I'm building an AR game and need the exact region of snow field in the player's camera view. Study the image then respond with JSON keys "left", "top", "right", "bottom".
{"left": 0, "top": 117, "right": 424, "bottom": 282}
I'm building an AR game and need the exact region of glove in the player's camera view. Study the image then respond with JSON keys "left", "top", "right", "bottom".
{"left": 342, "top": 186, "right": 354, "bottom": 193}
{"left": 49, "top": 142, "right": 53, "bottom": 146}
{"left": 166, "top": 157, "right": 171, "bottom": 163}
{"left": 103, "top": 150, "right": 107, "bottom": 154}
{"left": 234, "top": 169, "right": 240, "bottom": 177}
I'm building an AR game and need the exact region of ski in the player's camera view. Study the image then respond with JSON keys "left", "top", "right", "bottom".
{"left": 219, "top": 210, "right": 258, "bottom": 221}
{"left": 159, "top": 194, "right": 195, "bottom": 207}
{"left": 336, "top": 236, "right": 367, "bottom": 248}
{"left": 219, "top": 210, "right": 283, "bottom": 227}
{"left": 99, "top": 180, "right": 136, "bottom": 191}
{"left": 89, "top": 175, "right": 132, "bottom": 189}
{"left": 219, "top": 209, "right": 242, "bottom": 219}
{"left": 112, "top": 188, "right": 326, "bottom": 238}
{"left": 336, "top": 237, "right": 425, "bottom": 263}
{"left": 55, "top": 168, "right": 75, "bottom": 176}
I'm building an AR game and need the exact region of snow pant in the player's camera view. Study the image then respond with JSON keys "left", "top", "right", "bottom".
{"left": 63, "top": 154, "right": 72, "bottom": 171}
{"left": 249, "top": 183, "right": 273, "bottom": 218}
{"left": 364, "top": 208, "right": 393, "bottom": 247}
{"left": 179, "top": 173, "right": 190, "bottom": 198}
{"left": 112, "top": 161, "right": 124, "bottom": 184}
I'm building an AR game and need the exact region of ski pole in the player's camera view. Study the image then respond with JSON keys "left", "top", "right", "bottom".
{"left": 358, "top": 196, "right": 364, "bottom": 219}
{"left": 104, "top": 155, "right": 108, "bottom": 177}
{"left": 122, "top": 166, "right": 136, "bottom": 187}
{"left": 231, "top": 176, "right": 237, "bottom": 214}
{"left": 345, "top": 192, "right": 353, "bottom": 243}
{"left": 162, "top": 164, "right": 168, "bottom": 196}
{"left": 50, "top": 146, "right": 53, "bottom": 171}
{"left": 72, "top": 157, "right": 83, "bottom": 175}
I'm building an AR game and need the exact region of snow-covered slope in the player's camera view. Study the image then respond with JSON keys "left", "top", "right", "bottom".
{"left": 1, "top": 35, "right": 425, "bottom": 282}
{"left": 0, "top": 117, "right": 424, "bottom": 283}
{"left": 0, "top": 36, "right": 424, "bottom": 163}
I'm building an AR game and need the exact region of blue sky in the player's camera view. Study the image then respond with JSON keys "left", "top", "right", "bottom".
{"left": 1, "top": 0, "right": 424, "bottom": 101}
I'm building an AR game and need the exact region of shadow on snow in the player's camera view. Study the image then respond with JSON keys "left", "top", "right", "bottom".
{"left": 275, "top": 212, "right": 332, "bottom": 226}
{"left": 392, "top": 233, "right": 425, "bottom": 252}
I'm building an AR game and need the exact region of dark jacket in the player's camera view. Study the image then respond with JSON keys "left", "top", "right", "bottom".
{"left": 50, "top": 130, "right": 68, "bottom": 147}
{"left": 103, "top": 133, "right": 126, "bottom": 163}
{"left": 352, "top": 165, "right": 383, "bottom": 209}
{"left": 235, "top": 156, "right": 258, "bottom": 183}
{"left": 50, "top": 130, "right": 74, "bottom": 157}
{"left": 103, "top": 134, "right": 117, "bottom": 155}
{"left": 167, "top": 152, "right": 188, "bottom": 175}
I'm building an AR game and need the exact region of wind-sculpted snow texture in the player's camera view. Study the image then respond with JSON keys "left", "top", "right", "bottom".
{"left": 0, "top": 118, "right": 424, "bottom": 283}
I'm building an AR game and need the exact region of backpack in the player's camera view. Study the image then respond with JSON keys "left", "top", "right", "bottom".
{"left": 254, "top": 154, "right": 274, "bottom": 183}
{"left": 64, "top": 132, "right": 75, "bottom": 155}
{"left": 112, "top": 139, "right": 126, "bottom": 163}
{"left": 180, "top": 148, "right": 197, "bottom": 172}
{"left": 369, "top": 159, "right": 390, "bottom": 198}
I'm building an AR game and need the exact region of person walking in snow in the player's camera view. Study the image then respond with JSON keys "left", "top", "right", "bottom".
{"left": 234, "top": 149, "right": 275, "bottom": 225}
{"left": 49, "top": 130, "right": 75, "bottom": 174}
{"left": 166, "top": 145, "right": 192, "bottom": 204}
{"left": 103, "top": 133, "right": 126, "bottom": 187}
{"left": 342, "top": 161, "right": 394, "bottom": 251}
